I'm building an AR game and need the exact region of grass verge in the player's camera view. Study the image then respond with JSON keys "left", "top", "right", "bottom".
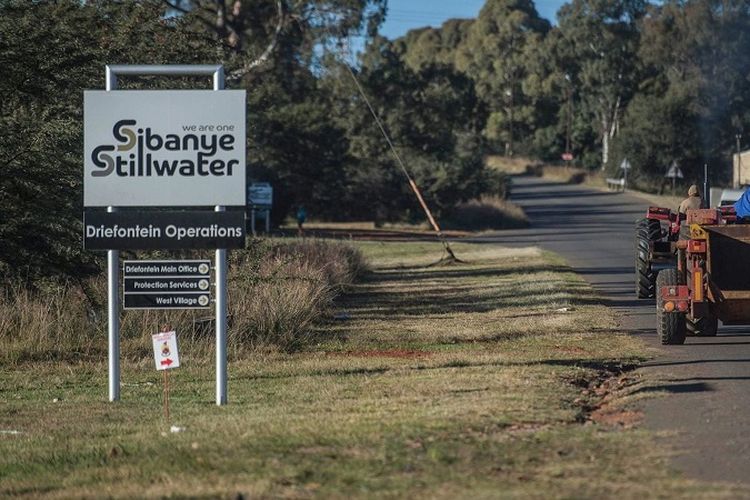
{"left": 1, "top": 241, "right": 744, "bottom": 498}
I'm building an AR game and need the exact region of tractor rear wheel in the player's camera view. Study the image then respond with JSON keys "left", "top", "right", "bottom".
{"left": 656, "top": 269, "right": 686, "bottom": 345}
{"left": 635, "top": 218, "right": 662, "bottom": 298}
{"left": 687, "top": 313, "right": 718, "bottom": 337}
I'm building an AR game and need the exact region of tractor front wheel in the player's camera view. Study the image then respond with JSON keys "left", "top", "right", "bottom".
{"left": 656, "top": 269, "right": 687, "bottom": 345}
{"left": 635, "top": 218, "right": 662, "bottom": 299}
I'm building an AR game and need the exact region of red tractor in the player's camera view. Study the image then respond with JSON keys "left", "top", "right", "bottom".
{"left": 651, "top": 207, "right": 739, "bottom": 344}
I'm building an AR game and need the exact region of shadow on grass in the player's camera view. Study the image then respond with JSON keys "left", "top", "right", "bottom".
{"left": 231, "top": 355, "right": 645, "bottom": 382}
{"left": 337, "top": 278, "right": 601, "bottom": 318}
{"left": 368, "top": 263, "right": 572, "bottom": 283}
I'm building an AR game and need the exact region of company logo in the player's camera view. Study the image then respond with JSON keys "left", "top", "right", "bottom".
{"left": 91, "top": 120, "right": 239, "bottom": 178}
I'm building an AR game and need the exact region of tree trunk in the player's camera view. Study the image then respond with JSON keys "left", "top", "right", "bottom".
{"left": 600, "top": 95, "right": 621, "bottom": 169}
{"left": 601, "top": 114, "right": 610, "bottom": 167}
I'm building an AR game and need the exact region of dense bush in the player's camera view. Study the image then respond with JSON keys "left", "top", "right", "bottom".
{"left": 0, "top": 240, "right": 367, "bottom": 364}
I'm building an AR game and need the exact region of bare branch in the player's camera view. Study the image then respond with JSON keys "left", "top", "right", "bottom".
{"left": 226, "top": 0, "right": 284, "bottom": 81}
{"left": 162, "top": 0, "right": 191, "bottom": 15}
{"left": 161, "top": 0, "right": 217, "bottom": 33}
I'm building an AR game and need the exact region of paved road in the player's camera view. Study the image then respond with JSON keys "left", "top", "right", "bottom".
{"left": 482, "top": 175, "right": 750, "bottom": 484}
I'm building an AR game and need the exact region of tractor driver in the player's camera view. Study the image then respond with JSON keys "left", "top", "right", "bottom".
{"left": 678, "top": 185, "right": 702, "bottom": 214}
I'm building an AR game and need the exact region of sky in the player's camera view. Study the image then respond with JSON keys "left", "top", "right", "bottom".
{"left": 378, "top": 0, "right": 567, "bottom": 41}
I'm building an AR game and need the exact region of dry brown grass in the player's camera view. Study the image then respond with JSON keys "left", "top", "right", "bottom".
{"left": 485, "top": 156, "right": 588, "bottom": 185}
{"left": 485, "top": 155, "right": 534, "bottom": 175}
{"left": 0, "top": 284, "right": 101, "bottom": 364}
{"left": 445, "top": 196, "right": 529, "bottom": 230}
{"left": 530, "top": 164, "right": 589, "bottom": 184}
{"left": 0, "top": 239, "right": 367, "bottom": 364}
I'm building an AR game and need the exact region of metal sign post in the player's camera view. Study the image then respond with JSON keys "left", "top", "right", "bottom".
{"left": 107, "top": 209, "right": 119, "bottom": 402}
{"left": 666, "top": 161, "right": 684, "bottom": 195}
{"left": 105, "top": 70, "right": 119, "bottom": 403}
{"left": 250, "top": 208, "right": 256, "bottom": 236}
{"left": 250, "top": 209, "right": 271, "bottom": 236}
{"left": 102, "top": 65, "right": 233, "bottom": 406}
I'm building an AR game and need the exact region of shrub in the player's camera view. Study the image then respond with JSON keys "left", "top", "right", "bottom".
{"left": 444, "top": 196, "right": 529, "bottom": 231}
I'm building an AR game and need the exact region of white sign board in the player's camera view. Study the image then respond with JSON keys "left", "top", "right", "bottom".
{"left": 620, "top": 159, "right": 632, "bottom": 170}
{"left": 152, "top": 331, "right": 180, "bottom": 370}
{"left": 248, "top": 182, "right": 273, "bottom": 207}
{"left": 84, "top": 90, "right": 246, "bottom": 207}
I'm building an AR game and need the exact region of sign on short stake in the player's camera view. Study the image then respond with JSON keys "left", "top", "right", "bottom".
{"left": 153, "top": 328, "right": 180, "bottom": 422}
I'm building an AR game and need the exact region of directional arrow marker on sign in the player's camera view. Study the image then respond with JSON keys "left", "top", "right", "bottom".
{"left": 160, "top": 359, "right": 173, "bottom": 367}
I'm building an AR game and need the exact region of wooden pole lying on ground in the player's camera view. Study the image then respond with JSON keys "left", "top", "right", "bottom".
{"left": 408, "top": 179, "right": 461, "bottom": 262}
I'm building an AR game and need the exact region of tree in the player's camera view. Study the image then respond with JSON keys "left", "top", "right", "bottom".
{"left": 457, "top": 0, "right": 550, "bottom": 156}
{"left": 553, "top": 0, "right": 646, "bottom": 168}
{"left": 0, "top": 0, "right": 216, "bottom": 284}
{"left": 393, "top": 18, "right": 473, "bottom": 71}
{"left": 630, "top": 0, "right": 750, "bottom": 180}
{"left": 327, "top": 39, "right": 489, "bottom": 221}
{"left": 612, "top": 92, "right": 701, "bottom": 188}
{"left": 164, "top": 0, "right": 386, "bottom": 79}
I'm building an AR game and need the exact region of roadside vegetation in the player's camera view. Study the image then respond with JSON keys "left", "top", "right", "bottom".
{"left": 444, "top": 196, "right": 529, "bottom": 230}
{"left": 485, "top": 155, "right": 533, "bottom": 176}
{"left": 528, "top": 164, "right": 589, "bottom": 185}
{"left": 399, "top": 0, "right": 750, "bottom": 189}
{"left": 0, "top": 240, "right": 366, "bottom": 365}
{"left": 2, "top": 241, "right": 744, "bottom": 498}
{"left": 487, "top": 154, "right": 589, "bottom": 185}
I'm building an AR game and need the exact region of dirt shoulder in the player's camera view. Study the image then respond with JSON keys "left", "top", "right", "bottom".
{"left": 1, "top": 241, "right": 744, "bottom": 497}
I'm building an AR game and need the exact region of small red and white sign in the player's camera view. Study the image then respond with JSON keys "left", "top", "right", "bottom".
{"left": 152, "top": 331, "right": 180, "bottom": 371}
{"left": 561, "top": 152, "right": 574, "bottom": 161}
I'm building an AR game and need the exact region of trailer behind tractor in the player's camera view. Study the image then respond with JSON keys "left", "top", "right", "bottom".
{"left": 656, "top": 207, "right": 745, "bottom": 344}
